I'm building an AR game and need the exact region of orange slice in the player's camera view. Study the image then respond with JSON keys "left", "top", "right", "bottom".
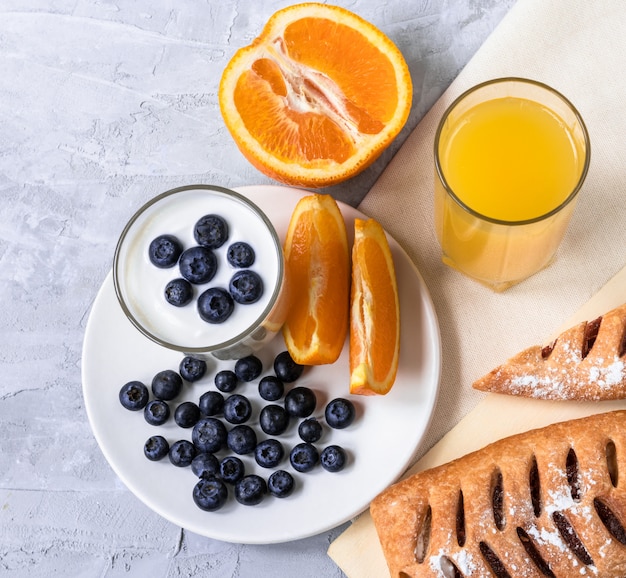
{"left": 283, "top": 193, "right": 350, "bottom": 364}
{"left": 218, "top": 3, "right": 413, "bottom": 188}
{"left": 350, "top": 218, "right": 400, "bottom": 395}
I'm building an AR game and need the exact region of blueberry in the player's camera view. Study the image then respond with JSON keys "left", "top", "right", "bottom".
{"left": 298, "top": 418, "right": 323, "bottom": 443}
{"left": 284, "top": 386, "right": 317, "bottom": 418}
{"left": 148, "top": 234, "right": 182, "bottom": 268}
{"left": 199, "top": 391, "right": 224, "bottom": 416}
{"left": 229, "top": 270, "right": 263, "bottom": 304}
{"left": 235, "top": 474, "right": 267, "bottom": 506}
{"left": 194, "top": 214, "right": 229, "bottom": 249}
{"left": 144, "top": 435, "right": 169, "bottom": 461}
{"left": 223, "top": 394, "right": 252, "bottom": 424}
{"left": 320, "top": 445, "right": 347, "bottom": 472}
{"left": 179, "top": 356, "right": 207, "bottom": 382}
{"left": 151, "top": 370, "right": 183, "bottom": 401}
{"left": 144, "top": 399, "right": 170, "bottom": 426}
{"left": 174, "top": 401, "right": 201, "bottom": 428}
{"left": 227, "top": 241, "right": 255, "bottom": 268}
{"left": 325, "top": 398, "right": 356, "bottom": 429}
{"left": 193, "top": 477, "right": 228, "bottom": 512}
{"left": 254, "top": 438, "right": 284, "bottom": 468}
{"left": 119, "top": 381, "right": 149, "bottom": 411}
{"left": 197, "top": 287, "right": 234, "bottom": 324}
{"left": 220, "top": 456, "right": 245, "bottom": 484}
{"left": 227, "top": 424, "right": 257, "bottom": 455}
{"left": 290, "top": 442, "right": 319, "bottom": 473}
{"left": 192, "top": 417, "right": 227, "bottom": 453}
{"left": 164, "top": 278, "right": 193, "bottom": 307}
{"left": 268, "top": 470, "right": 295, "bottom": 498}
{"left": 258, "top": 375, "right": 284, "bottom": 401}
{"left": 259, "top": 404, "right": 290, "bottom": 436}
{"left": 214, "top": 369, "right": 238, "bottom": 392}
{"left": 273, "top": 351, "right": 304, "bottom": 383}
{"left": 179, "top": 246, "right": 217, "bottom": 284}
{"left": 191, "top": 452, "right": 220, "bottom": 478}
{"left": 168, "top": 439, "right": 197, "bottom": 467}
{"left": 234, "top": 355, "right": 263, "bottom": 382}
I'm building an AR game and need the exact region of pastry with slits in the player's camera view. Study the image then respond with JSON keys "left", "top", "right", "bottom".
{"left": 370, "top": 410, "right": 626, "bottom": 578}
{"left": 473, "top": 303, "right": 626, "bottom": 400}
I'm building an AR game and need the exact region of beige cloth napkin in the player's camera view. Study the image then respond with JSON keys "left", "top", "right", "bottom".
{"left": 330, "top": 0, "right": 626, "bottom": 574}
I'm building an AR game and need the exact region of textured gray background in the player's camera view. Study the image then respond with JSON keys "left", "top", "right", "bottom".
{"left": 0, "top": 1, "right": 515, "bottom": 576}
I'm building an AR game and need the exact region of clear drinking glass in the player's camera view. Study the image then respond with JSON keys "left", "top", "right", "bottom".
{"left": 434, "top": 78, "right": 590, "bottom": 291}
{"left": 113, "top": 185, "right": 290, "bottom": 360}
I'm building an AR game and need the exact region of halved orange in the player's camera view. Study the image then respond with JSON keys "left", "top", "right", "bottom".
{"left": 350, "top": 218, "right": 400, "bottom": 395}
{"left": 218, "top": 3, "right": 413, "bottom": 188}
{"left": 283, "top": 193, "right": 350, "bottom": 364}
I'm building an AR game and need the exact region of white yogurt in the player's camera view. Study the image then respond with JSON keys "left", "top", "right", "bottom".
{"left": 113, "top": 186, "right": 286, "bottom": 358}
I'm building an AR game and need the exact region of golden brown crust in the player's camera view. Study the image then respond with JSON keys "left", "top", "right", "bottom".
{"left": 473, "top": 303, "right": 626, "bottom": 400}
{"left": 370, "top": 410, "right": 626, "bottom": 577}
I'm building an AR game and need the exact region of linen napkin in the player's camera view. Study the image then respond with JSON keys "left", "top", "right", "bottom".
{"left": 330, "top": 0, "right": 626, "bottom": 574}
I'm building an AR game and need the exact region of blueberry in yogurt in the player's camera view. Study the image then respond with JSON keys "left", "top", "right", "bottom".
{"left": 227, "top": 241, "right": 255, "bottom": 268}
{"left": 179, "top": 246, "right": 217, "bottom": 284}
{"left": 197, "top": 287, "right": 234, "bottom": 324}
{"left": 148, "top": 234, "right": 182, "bottom": 268}
{"left": 164, "top": 278, "right": 193, "bottom": 307}
{"left": 194, "top": 214, "right": 229, "bottom": 249}
{"left": 229, "top": 270, "right": 263, "bottom": 304}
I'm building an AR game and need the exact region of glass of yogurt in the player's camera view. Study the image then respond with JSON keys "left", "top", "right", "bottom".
{"left": 113, "top": 185, "right": 289, "bottom": 360}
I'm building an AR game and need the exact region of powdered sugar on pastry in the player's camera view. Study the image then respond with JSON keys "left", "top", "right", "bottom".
{"left": 370, "top": 411, "right": 626, "bottom": 577}
{"left": 473, "top": 303, "right": 626, "bottom": 400}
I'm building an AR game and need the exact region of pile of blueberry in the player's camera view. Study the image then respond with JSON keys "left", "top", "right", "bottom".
{"left": 118, "top": 350, "right": 356, "bottom": 511}
{"left": 148, "top": 213, "right": 263, "bottom": 323}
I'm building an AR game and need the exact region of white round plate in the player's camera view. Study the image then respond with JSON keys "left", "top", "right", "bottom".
{"left": 82, "top": 184, "right": 441, "bottom": 544}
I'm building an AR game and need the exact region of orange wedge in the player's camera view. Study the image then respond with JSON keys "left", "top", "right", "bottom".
{"left": 218, "top": 3, "right": 412, "bottom": 188}
{"left": 283, "top": 194, "right": 350, "bottom": 365}
{"left": 350, "top": 218, "right": 400, "bottom": 395}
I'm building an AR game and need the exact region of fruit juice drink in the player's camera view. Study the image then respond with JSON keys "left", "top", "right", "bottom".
{"left": 114, "top": 185, "right": 289, "bottom": 359}
{"left": 434, "top": 78, "right": 590, "bottom": 291}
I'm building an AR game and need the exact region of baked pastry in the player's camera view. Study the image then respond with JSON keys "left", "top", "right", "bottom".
{"left": 370, "top": 410, "right": 626, "bottom": 578}
{"left": 473, "top": 303, "right": 626, "bottom": 400}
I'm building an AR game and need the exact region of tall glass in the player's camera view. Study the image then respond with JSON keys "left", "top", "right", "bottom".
{"left": 434, "top": 78, "right": 590, "bottom": 291}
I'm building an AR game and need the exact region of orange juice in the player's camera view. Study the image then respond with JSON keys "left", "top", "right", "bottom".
{"left": 434, "top": 79, "right": 589, "bottom": 290}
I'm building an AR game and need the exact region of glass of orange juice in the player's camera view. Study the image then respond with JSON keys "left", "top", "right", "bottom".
{"left": 434, "top": 77, "right": 590, "bottom": 291}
